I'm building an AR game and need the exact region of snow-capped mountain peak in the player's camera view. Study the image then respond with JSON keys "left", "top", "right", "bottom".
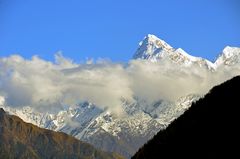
{"left": 222, "top": 46, "right": 239, "bottom": 58}
{"left": 133, "top": 34, "right": 216, "bottom": 69}
{"left": 214, "top": 46, "right": 240, "bottom": 66}
{"left": 133, "top": 34, "right": 174, "bottom": 60}
{"left": 142, "top": 34, "right": 173, "bottom": 50}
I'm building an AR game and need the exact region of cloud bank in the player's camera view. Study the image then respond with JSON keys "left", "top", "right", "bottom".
{"left": 0, "top": 54, "right": 239, "bottom": 115}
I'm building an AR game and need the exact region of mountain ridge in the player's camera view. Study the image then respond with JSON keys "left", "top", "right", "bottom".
{"left": 0, "top": 95, "right": 197, "bottom": 158}
{"left": 0, "top": 108, "right": 124, "bottom": 159}
{"left": 133, "top": 34, "right": 239, "bottom": 69}
{"left": 132, "top": 76, "right": 240, "bottom": 159}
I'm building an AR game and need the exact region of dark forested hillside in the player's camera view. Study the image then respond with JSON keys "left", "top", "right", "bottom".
{"left": 132, "top": 76, "right": 240, "bottom": 159}
{"left": 0, "top": 108, "right": 124, "bottom": 159}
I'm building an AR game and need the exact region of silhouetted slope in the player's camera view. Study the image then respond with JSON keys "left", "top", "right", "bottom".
{"left": 0, "top": 108, "right": 124, "bottom": 159}
{"left": 132, "top": 76, "right": 240, "bottom": 159}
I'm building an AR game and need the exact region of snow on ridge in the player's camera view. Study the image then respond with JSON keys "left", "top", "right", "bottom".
{"left": 214, "top": 46, "right": 240, "bottom": 67}
{"left": 134, "top": 34, "right": 240, "bottom": 70}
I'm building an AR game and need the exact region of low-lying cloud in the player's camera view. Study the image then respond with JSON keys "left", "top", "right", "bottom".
{"left": 0, "top": 54, "right": 239, "bottom": 115}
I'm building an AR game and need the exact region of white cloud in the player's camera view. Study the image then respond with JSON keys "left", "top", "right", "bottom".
{"left": 0, "top": 55, "right": 133, "bottom": 115}
{"left": 0, "top": 54, "right": 239, "bottom": 115}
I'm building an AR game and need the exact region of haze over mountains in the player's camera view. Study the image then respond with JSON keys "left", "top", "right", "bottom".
{"left": 0, "top": 35, "right": 240, "bottom": 158}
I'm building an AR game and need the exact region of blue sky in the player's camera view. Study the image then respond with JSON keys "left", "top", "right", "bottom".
{"left": 0, "top": 0, "right": 239, "bottom": 62}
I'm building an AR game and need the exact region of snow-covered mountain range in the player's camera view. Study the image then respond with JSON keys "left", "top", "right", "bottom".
{"left": 134, "top": 34, "right": 239, "bottom": 69}
{"left": 0, "top": 95, "right": 198, "bottom": 158}
{"left": 1, "top": 34, "right": 240, "bottom": 158}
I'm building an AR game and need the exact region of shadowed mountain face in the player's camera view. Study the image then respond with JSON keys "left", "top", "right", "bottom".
{"left": 0, "top": 109, "right": 124, "bottom": 159}
{"left": 132, "top": 76, "right": 240, "bottom": 159}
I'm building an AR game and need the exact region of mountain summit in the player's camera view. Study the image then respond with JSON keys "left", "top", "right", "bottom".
{"left": 215, "top": 46, "right": 240, "bottom": 66}
{"left": 133, "top": 34, "right": 174, "bottom": 60}
{"left": 133, "top": 34, "right": 216, "bottom": 69}
{"left": 133, "top": 34, "right": 240, "bottom": 70}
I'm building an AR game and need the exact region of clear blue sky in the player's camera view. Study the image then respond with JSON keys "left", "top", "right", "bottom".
{"left": 0, "top": 0, "right": 239, "bottom": 62}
